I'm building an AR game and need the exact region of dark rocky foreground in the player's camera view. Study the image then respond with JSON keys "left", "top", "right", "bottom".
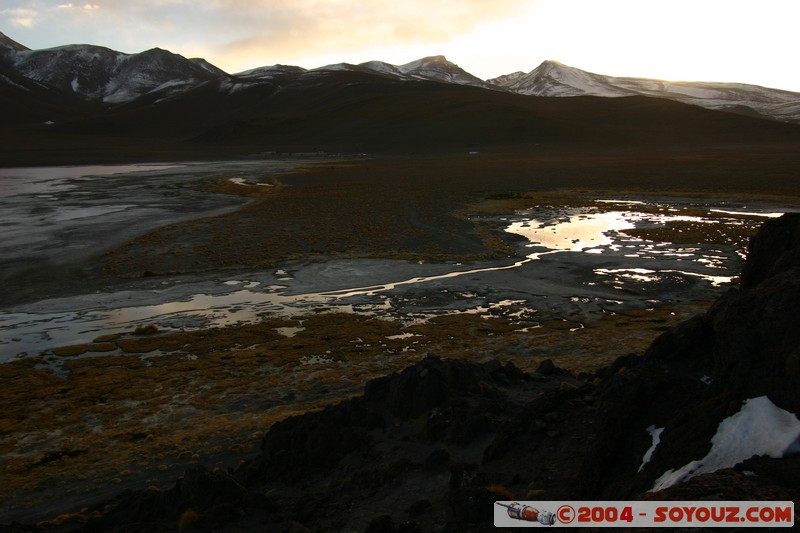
{"left": 5, "top": 215, "right": 800, "bottom": 532}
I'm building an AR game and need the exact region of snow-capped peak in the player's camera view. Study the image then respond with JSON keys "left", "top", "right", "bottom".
{"left": 301, "top": 55, "right": 495, "bottom": 89}
{"left": 357, "top": 60, "right": 403, "bottom": 77}
{"left": 488, "top": 60, "right": 800, "bottom": 123}
{"left": 4, "top": 32, "right": 799, "bottom": 124}
{"left": 488, "top": 60, "right": 626, "bottom": 97}
{"left": 236, "top": 64, "right": 307, "bottom": 79}
{"left": 398, "top": 55, "right": 451, "bottom": 72}
{"left": 396, "top": 55, "right": 496, "bottom": 89}
{"left": 6, "top": 40, "right": 223, "bottom": 103}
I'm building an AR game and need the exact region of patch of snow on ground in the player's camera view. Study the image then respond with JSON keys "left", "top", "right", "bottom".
{"left": 386, "top": 332, "right": 421, "bottom": 340}
{"left": 639, "top": 425, "right": 664, "bottom": 472}
{"left": 652, "top": 396, "right": 800, "bottom": 492}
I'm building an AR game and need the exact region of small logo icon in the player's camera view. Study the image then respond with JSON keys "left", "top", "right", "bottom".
{"left": 496, "top": 502, "right": 556, "bottom": 525}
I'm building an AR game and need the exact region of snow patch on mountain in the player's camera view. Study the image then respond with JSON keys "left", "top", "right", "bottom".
{"left": 303, "top": 55, "right": 497, "bottom": 89}
{"left": 489, "top": 61, "right": 800, "bottom": 123}
{"left": 236, "top": 64, "right": 307, "bottom": 81}
{"left": 190, "top": 57, "right": 228, "bottom": 77}
{"left": 397, "top": 55, "right": 496, "bottom": 89}
{"left": 359, "top": 61, "right": 403, "bottom": 77}
{"left": 0, "top": 73, "right": 29, "bottom": 91}
{"left": 490, "top": 60, "right": 633, "bottom": 97}
{"left": 5, "top": 42, "right": 223, "bottom": 103}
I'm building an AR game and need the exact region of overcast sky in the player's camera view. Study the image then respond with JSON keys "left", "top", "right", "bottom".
{"left": 2, "top": 0, "right": 799, "bottom": 91}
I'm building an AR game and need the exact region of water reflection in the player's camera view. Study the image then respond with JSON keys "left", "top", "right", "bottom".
{"left": 0, "top": 196, "right": 793, "bottom": 361}
{"left": 506, "top": 202, "right": 756, "bottom": 288}
{"left": 506, "top": 210, "right": 634, "bottom": 251}
{"left": 0, "top": 164, "right": 184, "bottom": 196}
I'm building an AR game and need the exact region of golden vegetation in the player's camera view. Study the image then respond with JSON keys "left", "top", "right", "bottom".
{"left": 95, "top": 152, "right": 800, "bottom": 279}
{"left": 0, "top": 301, "right": 706, "bottom": 514}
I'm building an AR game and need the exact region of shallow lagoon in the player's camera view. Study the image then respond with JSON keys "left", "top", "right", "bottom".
{"left": 1, "top": 161, "right": 792, "bottom": 361}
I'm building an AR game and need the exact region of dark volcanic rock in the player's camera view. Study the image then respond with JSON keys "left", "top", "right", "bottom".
{"left": 76, "top": 355, "right": 565, "bottom": 531}
{"left": 576, "top": 215, "right": 800, "bottom": 501}
{"left": 365, "top": 355, "right": 527, "bottom": 418}
{"left": 252, "top": 396, "right": 381, "bottom": 480}
{"left": 82, "top": 466, "right": 254, "bottom": 532}
{"left": 740, "top": 213, "right": 800, "bottom": 290}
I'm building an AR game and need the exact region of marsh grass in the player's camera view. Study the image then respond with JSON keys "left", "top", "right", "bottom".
{"left": 0, "top": 302, "right": 707, "bottom": 517}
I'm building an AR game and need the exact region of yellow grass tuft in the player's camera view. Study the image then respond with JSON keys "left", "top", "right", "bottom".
{"left": 52, "top": 344, "right": 88, "bottom": 357}
{"left": 487, "top": 484, "right": 514, "bottom": 500}
{"left": 526, "top": 488, "right": 546, "bottom": 498}
{"left": 49, "top": 512, "right": 88, "bottom": 526}
{"left": 178, "top": 509, "right": 199, "bottom": 532}
{"left": 133, "top": 324, "right": 160, "bottom": 335}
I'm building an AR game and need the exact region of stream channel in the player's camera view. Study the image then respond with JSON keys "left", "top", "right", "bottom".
{"left": 0, "top": 161, "right": 791, "bottom": 362}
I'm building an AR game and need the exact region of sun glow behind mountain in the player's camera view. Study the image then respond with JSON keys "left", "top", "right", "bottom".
{"left": 520, "top": 0, "right": 800, "bottom": 89}
{"left": 2, "top": 0, "right": 799, "bottom": 91}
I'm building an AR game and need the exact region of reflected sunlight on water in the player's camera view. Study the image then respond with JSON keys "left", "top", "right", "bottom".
{"left": 506, "top": 210, "right": 635, "bottom": 251}
{"left": 0, "top": 196, "right": 790, "bottom": 362}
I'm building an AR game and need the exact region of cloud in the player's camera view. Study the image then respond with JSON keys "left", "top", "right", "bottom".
{"left": 1, "top": 7, "right": 38, "bottom": 28}
{"left": 13, "top": 0, "right": 531, "bottom": 71}
{"left": 207, "top": 0, "right": 532, "bottom": 68}
{"left": 58, "top": 3, "right": 100, "bottom": 10}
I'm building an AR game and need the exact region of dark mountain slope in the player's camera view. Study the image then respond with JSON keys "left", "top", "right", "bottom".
{"left": 0, "top": 64, "right": 100, "bottom": 124}
{"left": 44, "top": 69, "right": 800, "bottom": 158}
{"left": 5, "top": 43, "right": 224, "bottom": 104}
{"left": 3, "top": 33, "right": 800, "bottom": 163}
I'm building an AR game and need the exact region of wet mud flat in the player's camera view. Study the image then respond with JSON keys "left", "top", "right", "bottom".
{"left": 0, "top": 160, "right": 306, "bottom": 306}
{"left": 2, "top": 191, "right": 781, "bottom": 361}
{"left": 2, "top": 150, "right": 800, "bottom": 523}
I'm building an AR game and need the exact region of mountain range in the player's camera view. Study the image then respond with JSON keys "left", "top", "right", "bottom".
{"left": 3, "top": 32, "right": 798, "bottom": 123}
{"left": 2, "top": 31, "right": 800, "bottom": 163}
{"left": 489, "top": 60, "right": 800, "bottom": 124}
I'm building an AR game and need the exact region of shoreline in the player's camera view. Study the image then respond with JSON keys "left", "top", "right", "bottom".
{"left": 2, "top": 190, "right": 776, "bottom": 362}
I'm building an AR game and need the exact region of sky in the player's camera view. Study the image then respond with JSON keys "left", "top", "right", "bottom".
{"left": 2, "top": 0, "right": 800, "bottom": 92}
